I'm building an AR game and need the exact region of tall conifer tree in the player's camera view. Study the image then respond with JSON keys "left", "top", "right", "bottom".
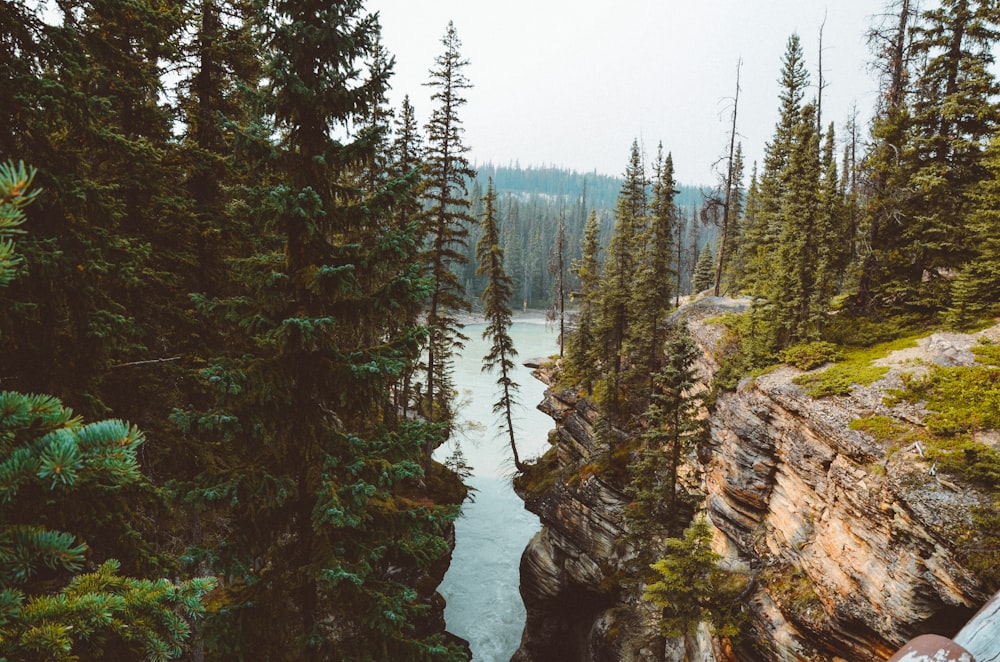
{"left": 477, "top": 180, "right": 525, "bottom": 472}
{"left": 594, "top": 141, "right": 647, "bottom": 420}
{"left": 421, "top": 21, "right": 476, "bottom": 430}
{"left": 566, "top": 209, "right": 602, "bottom": 392}
{"left": 175, "top": 4, "right": 464, "bottom": 658}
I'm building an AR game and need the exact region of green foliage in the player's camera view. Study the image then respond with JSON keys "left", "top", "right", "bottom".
{"left": 0, "top": 165, "right": 213, "bottom": 660}
{"left": 643, "top": 518, "right": 748, "bottom": 639}
{"left": 692, "top": 242, "right": 716, "bottom": 293}
{"left": 889, "top": 364, "right": 1000, "bottom": 434}
{"left": 792, "top": 335, "right": 923, "bottom": 397}
{"left": 780, "top": 341, "right": 843, "bottom": 370}
{"left": 477, "top": 179, "right": 524, "bottom": 472}
{"left": 765, "top": 563, "right": 825, "bottom": 627}
{"left": 972, "top": 339, "right": 1000, "bottom": 367}
{"left": 625, "top": 324, "right": 706, "bottom": 556}
{"left": 421, "top": 21, "right": 476, "bottom": 427}
{"left": 711, "top": 311, "right": 782, "bottom": 391}
{"left": 0, "top": 162, "right": 38, "bottom": 290}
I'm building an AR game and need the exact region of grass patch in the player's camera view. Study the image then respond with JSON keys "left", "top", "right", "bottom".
{"left": 972, "top": 338, "right": 1000, "bottom": 367}
{"left": 780, "top": 341, "right": 844, "bottom": 370}
{"left": 792, "top": 334, "right": 925, "bottom": 397}
{"left": 890, "top": 366, "right": 1000, "bottom": 434}
{"left": 513, "top": 445, "right": 560, "bottom": 495}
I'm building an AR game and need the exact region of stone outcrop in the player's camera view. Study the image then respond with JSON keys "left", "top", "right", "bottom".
{"left": 512, "top": 297, "right": 998, "bottom": 661}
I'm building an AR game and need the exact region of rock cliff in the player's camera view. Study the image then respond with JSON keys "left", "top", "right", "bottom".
{"left": 512, "top": 297, "right": 998, "bottom": 661}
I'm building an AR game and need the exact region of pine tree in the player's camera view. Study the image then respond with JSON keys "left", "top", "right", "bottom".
{"left": 894, "top": 0, "right": 1000, "bottom": 310}
{"left": 594, "top": 140, "right": 647, "bottom": 421}
{"left": 625, "top": 324, "right": 706, "bottom": 565}
{"left": 859, "top": 0, "right": 1000, "bottom": 312}
{"left": 769, "top": 103, "right": 823, "bottom": 346}
{"left": 627, "top": 147, "right": 677, "bottom": 390}
{"left": 566, "top": 209, "right": 602, "bottom": 392}
{"left": 643, "top": 518, "right": 747, "bottom": 640}
{"left": 548, "top": 214, "right": 568, "bottom": 357}
{"left": 693, "top": 242, "right": 716, "bottom": 293}
{"left": 810, "top": 124, "right": 848, "bottom": 321}
{"left": 856, "top": 0, "right": 918, "bottom": 308}
{"left": 174, "top": 4, "right": 466, "bottom": 659}
{"left": 0, "top": 162, "right": 214, "bottom": 661}
{"left": 421, "top": 21, "right": 476, "bottom": 429}
{"left": 948, "top": 134, "right": 1000, "bottom": 323}
{"left": 477, "top": 180, "right": 525, "bottom": 472}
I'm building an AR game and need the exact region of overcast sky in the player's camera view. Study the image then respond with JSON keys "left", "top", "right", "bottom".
{"left": 370, "top": 0, "right": 883, "bottom": 185}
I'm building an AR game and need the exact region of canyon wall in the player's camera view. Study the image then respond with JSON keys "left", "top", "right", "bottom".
{"left": 513, "top": 298, "right": 997, "bottom": 661}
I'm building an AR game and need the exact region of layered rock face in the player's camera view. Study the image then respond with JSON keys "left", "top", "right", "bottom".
{"left": 513, "top": 297, "right": 997, "bottom": 661}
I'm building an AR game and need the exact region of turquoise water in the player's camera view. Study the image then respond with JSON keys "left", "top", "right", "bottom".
{"left": 434, "top": 319, "right": 557, "bottom": 661}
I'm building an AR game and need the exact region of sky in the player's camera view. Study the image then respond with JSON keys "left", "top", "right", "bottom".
{"left": 369, "top": 0, "right": 884, "bottom": 186}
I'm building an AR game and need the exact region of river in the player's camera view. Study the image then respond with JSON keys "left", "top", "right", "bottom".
{"left": 434, "top": 317, "right": 557, "bottom": 661}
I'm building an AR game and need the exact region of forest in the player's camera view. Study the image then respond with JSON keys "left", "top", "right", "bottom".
{"left": 1, "top": 0, "right": 999, "bottom": 660}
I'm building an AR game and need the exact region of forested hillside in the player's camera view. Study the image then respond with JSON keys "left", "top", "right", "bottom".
{"left": 460, "top": 163, "right": 714, "bottom": 310}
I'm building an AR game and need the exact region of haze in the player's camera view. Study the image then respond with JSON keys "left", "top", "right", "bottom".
{"left": 371, "top": 0, "right": 880, "bottom": 185}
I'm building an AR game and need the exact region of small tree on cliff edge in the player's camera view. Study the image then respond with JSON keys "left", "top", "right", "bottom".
{"left": 625, "top": 322, "right": 706, "bottom": 563}
{"left": 644, "top": 518, "right": 748, "bottom": 642}
{"left": 477, "top": 179, "right": 525, "bottom": 472}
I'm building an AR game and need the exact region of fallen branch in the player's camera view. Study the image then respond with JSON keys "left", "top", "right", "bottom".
{"left": 112, "top": 356, "right": 181, "bottom": 368}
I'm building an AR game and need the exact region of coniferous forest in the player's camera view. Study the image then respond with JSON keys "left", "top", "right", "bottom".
{"left": 2, "top": 0, "right": 1000, "bottom": 660}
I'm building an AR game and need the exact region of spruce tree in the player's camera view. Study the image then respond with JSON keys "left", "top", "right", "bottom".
{"left": 693, "top": 242, "right": 716, "bottom": 293}
{"left": 948, "top": 134, "right": 1000, "bottom": 323}
{"left": 566, "top": 209, "right": 602, "bottom": 392}
{"left": 594, "top": 140, "right": 647, "bottom": 421}
{"left": 477, "top": 180, "right": 525, "bottom": 472}
{"left": 769, "top": 103, "right": 823, "bottom": 346}
{"left": 421, "top": 21, "right": 476, "bottom": 429}
{"left": 548, "top": 214, "right": 568, "bottom": 357}
{"left": 856, "top": 0, "right": 917, "bottom": 308}
{"left": 643, "top": 519, "right": 747, "bottom": 641}
{"left": 0, "top": 162, "right": 214, "bottom": 661}
{"left": 894, "top": 0, "right": 1000, "bottom": 310}
{"left": 627, "top": 147, "right": 677, "bottom": 391}
{"left": 625, "top": 323, "right": 706, "bottom": 565}
{"left": 174, "top": 4, "right": 465, "bottom": 659}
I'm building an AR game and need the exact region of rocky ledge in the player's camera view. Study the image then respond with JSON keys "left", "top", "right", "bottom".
{"left": 513, "top": 297, "right": 999, "bottom": 661}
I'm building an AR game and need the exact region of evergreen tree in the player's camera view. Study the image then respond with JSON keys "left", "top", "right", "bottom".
{"left": 0, "top": 162, "right": 214, "bottom": 661}
{"left": 643, "top": 518, "right": 747, "bottom": 641}
{"left": 421, "top": 21, "right": 476, "bottom": 429}
{"left": 948, "top": 134, "right": 1000, "bottom": 323}
{"left": 738, "top": 34, "right": 810, "bottom": 299}
{"left": 718, "top": 143, "right": 746, "bottom": 294}
{"left": 693, "top": 242, "right": 716, "bottom": 293}
{"left": 810, "top": 124, "right": 848, "bottom": 319}
{"left": 893, "top": 0, "right": 1000, "bottom": 310}
{"left": 625, "top": 324, "right": 706, "bottom": 564}
{"left": 566, "top": 209, "right": 602, "bottom": 392}
{"left": 627, "top": 147, "right": 677, "bottom": 390}
{"left": 856, "top": 0, "right": 918, "bottom": 308}
{"left": 477, "top": 180, "right": 525, "bottom": 472}
{"left": 174, "top": 4, "right": 465, "bottom": 659}
{"left": 548, "top": 214, "right": 568, "bottom": 357}
{"left": 594, "top": 140, "right": 647, "bottom": 421}
{"left": 769, "top": 103, "right": 823, "bottom": 346}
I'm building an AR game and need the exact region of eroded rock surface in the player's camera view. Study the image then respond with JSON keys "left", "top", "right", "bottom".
{"left": 513, "top": 297, "right": 997, "bottom": 661}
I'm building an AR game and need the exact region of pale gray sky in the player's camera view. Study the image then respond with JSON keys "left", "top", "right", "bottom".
{"left": 370, "top": 0, "right": 882, "bottom": 185}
